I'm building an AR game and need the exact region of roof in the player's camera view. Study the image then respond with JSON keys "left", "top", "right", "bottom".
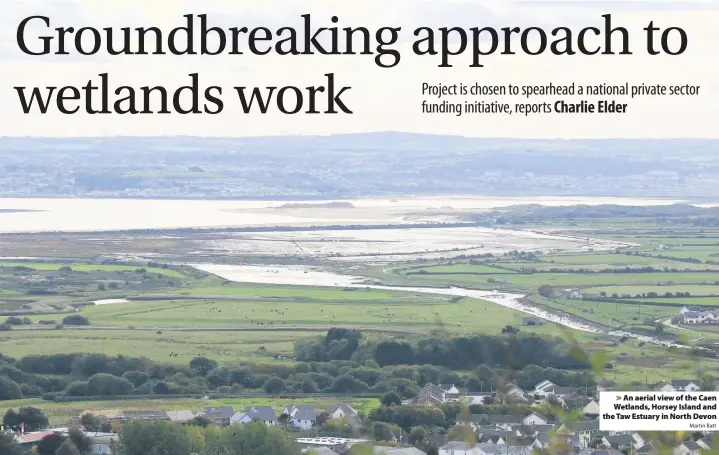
{"left": 165, "top": 410, "right": 196, "bottom": 423}
{"left": 246, "top": 406, "right": 277, "bottom": 422}
{"left": 566, "top": 420, "right": 600, "bottom": 432}
{"left": 304, "top": 448, "right": 339, "bottom": 455}
{"left": 525, "top": 412, "right": 547, "bottom": 421}
{"left": 123, "top": 411, "right": 169, "bottom": 420}
{"left": 682, "top": 441, "right": 702, "bottom": 450}
{"left": 604, "top": 434, "right": 636, "bottom": 446}
{"left": 327, "top": 403, "right": 357, "bottom": 416}
{"left": 579, "top": 450, "right": 624, "bottom": 455}
{"left": 441, "top": 441, "right": 473, "bottom": 451}
{"left": 458, "top": 413, "right": 488, "bottom": 424}
{"left": 287, "top": 404, "right": 315, "bottom": 414}
{"left": 636, "top": 442, "right": 655, "bottom": 454}
{"left": 16, "top": 431, "right": 56, "bottom": 443}
{"left": 671, "top": 379, "right": 699, "bottom": 387}
{"left": 203, "top": 407, "right": 235, "bottom": 419}
{"left": 487, "top": 414, "right": 521, "bottom": 424}
{"left": 375, "top": 448, "right": 427, "bottom": 455}
{"left": 534, "top": 380, "right": 556, "bottom": 391}
{"left": 699, "top": 438, "right": 714, "bottom": 449}
{"left": 293, "top": 410, "right": 320, "bottom": 422}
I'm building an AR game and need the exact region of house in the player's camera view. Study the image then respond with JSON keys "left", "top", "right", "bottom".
{"left": 597, "top": 380, "right": 617, "bottom": 392}
{"left": 583, "top": 400, "right": 600, "bottom": 416}
{"left": 291, "top": 409, "right": 319, "bottom": 430}
{"left": 505, "top": 384, "right": 528, "bottom": 402}
{"left": 671, "top": 380, "right": 700, "bottom": 392}
{"left": 485, "top": 414, "right": 521, "bottom": 430}
{"left": 439, "top": 441, "right": 477, "bottom": 455}
{"left": 697, "top": 438, "right": 714, "bottom": 450}
{"left": 522, "top": 412, "right": 548, "bottom": 426}
{"left": 284, "top": 404, "right": 315, "bottom": 417}
{"left": 230, "top": 406, "right": 277, "bottom": 426}
{"left": 165, "top": 410, "right": 196, "bottom": 424}
{"left": 654, "top": 381, "right": 676, "bottom": 392}
{"left": 675, "top": 440, "right": 703, "bottom": 455}
{"left": 602, "top": 433, "right": 644, "bottom": 450}
{"left": 578, "top": 449, "right": 624, "bottom": 455}
{"left": 442, "top": 385, "right": 468, "bottom": 401}
{"left": 14, "top": 431, "right": 57, "bottom": 449}
{"left": 327, "top": 403, "right": 358, "bottom": 420}
{"left": 533, "top": 380, "right": 556, "bottom": 397}
{"left": 456, "top": 414, "right": 488, "bottom": 430}
{"left": 560, "top": 289, "right": 582, "bottom": 300}
{"left": 123, "top": 411, "right": 170, "bottom": 422}
{"left": 681, "top": 311, "right": 719, "bottom": 324}
{"left": 557, "top": 420, "right": 600, "bottom": 448}
{"left": 374, "top": 448, "right": 428, "bottom": 455}
{"left": 476, "top": 429, "right": 508, "bottom": 445}
{"left": 409, "top": 383, "right": 446, "bottom": 406}
{"left": 201, "top": 407, "right": 235, "bottom": 425}
{"left": 636, "top": 442, "right": 656, "bottom": 454}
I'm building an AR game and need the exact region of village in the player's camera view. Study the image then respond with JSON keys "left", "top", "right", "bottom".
{"left": 5, "top": 378, "right": 715, "bottom": 455}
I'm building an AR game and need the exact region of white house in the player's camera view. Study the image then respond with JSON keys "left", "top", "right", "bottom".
{"left": 439, "top": 441, "right": 479, "bottom": 455}
{"left": 533, "top": 380, "right": 556, "bottom": 397}
{"left": 582, "top": 400, "right": 600, "bottom": 416}
{"left": 671, "top": 380, "right": 700, "bottom": 392}
{"left": 602, "top": 433, "right": 644, "bottom": 450}
{"left": 283, "top": 404, "right": 314, "bottom": 417}
{"left": 327, "top": 403, "right": 358, "bottom": 420}
{"left": 230, "top": 406, "right": 277, "bottom": 426}
{"left": 522, "top": 412, "right": 548, "bottom": 426}
{"left": 291, "top": 409, "right": 319, "bottom": 430}
{"left": 654, "top": 381, "right": 676, "bottom": 392}
{"left": 674, "top": 440, "right": 703, "bottom": 455}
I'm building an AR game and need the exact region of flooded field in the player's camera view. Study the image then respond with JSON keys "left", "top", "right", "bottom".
{"left": 0, "top": 195, "right": 686, "bottom": 233}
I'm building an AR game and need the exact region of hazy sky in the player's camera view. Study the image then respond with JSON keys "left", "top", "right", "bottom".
{"left": 1, "top": 0, "right": 717, "bottom": 138}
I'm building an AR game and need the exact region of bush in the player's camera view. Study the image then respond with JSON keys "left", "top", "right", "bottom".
{"left": 62, "top": 315, "right": 90, "bottom": 326}
{"left": 0, "top": 376, "right": 23, "bottom": 400}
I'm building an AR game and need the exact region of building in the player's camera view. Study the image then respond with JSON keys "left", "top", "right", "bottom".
{"left": 201, "top": 407, "right": 235, "bottom": 426}
{"left": 681, "top": 311, "right": 719, "bottom": 324}
{"left": 291, "top": 409, "right": 320, "bottom": 430}
{"left": 560, "top": 289, "right": 582, "bottom": 300}
{"left": 602, "top": 433, "right": 644, "bottom": 450}
{"left": 327, "top": 404, "right": 358, "bottom": 420}
{"left": 670, "top": 380, "right": 700, "bottom": 392}
{"left": 522, "top": 412, "right": 548, "bottom": 426}
{"left": 582, "top": 400, "right": 600, "bottom": 416}
{"left": 408, "top": 383, "right": 446, "bottom": 406}
{"left": 230, "top": 406, "right": 277, "bottom": 426}
{"left": 284, "top": 405, "right": 315, "bottom": 418}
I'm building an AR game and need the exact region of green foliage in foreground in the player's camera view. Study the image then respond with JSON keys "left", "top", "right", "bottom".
{"left": 112, "top": 420, "right": 301, "bottom": 455}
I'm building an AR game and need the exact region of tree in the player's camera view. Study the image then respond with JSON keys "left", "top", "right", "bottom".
{"left": 448, "top": 424, "right": 476, "bottom": 444}
{"left": 314, "top": 412, "right": 330, "bottom": 428}
{"left": 65, "top": 381, "right": 88, "bottom": 397}
{"left": 278, "top": 413, "right": 291, "bottom": 428}
{"left": 262, "top": 376, "right": 285, "bottom": 394}
{"left": 80, "top": 413, "right": 102, "bottom": 432}
{"left": 381, "top": 391, "right": 402, "bottom": 407}
{"left": 36, "top": 433, "right": 66, "bottom": 455}
{"left": 112, "top": 421, "right": 193, "bottom": 455}
{"left": 62, "top": 315, "right": 90, "bottom": 326}
{"left": 189, "top": 357, "right": 217, "bottom": 376}
{"left": 0, "top": 376, "right": 23, "bottom": 400}
{"left": 56, "top": 440, "right": 81, "bottom": 455}
{"left": 68, "top": 427, "right": 92, "bottom": 453}
{"left": 213, "top": 422, "right": 301, "bottom": 455}
{"left": 0, "top": 432, "right": 26, "bottom": 455}
{"left": 187, "top": 415, "right": 211, "bottom": 427}
{"left": 538, "top": 285, "right": 554, "bottom": 298}
{"left": 86, "top": 373, "right": 134, "bottom": 396}
{"left": 409, "top": 426, "right": 427, "bottom": 445}
{"left": 654, "top": 323, "right": 664, "bottom": 335}
{"left": 5, "top": 407, "right": 49, "bottom": 432}
{"left": 372, "top": 421, "right": 394, "bottom": 442}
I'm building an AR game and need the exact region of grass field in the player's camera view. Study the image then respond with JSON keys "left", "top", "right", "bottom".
{"left": 0, "top": 262, "right": 185, "bottom": 278}
{"left": 0, "top": 328, "right": 313, "bottom": 364}
{"left": 1, "top": 396, "right": 380, "bottom": 426}
{"left": 583, "top": 285, "right": 719, "bottom": 297}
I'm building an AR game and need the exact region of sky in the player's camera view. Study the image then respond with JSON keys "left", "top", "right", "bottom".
{"left": 0, "top": 0, "right": 717, "bottom": 138}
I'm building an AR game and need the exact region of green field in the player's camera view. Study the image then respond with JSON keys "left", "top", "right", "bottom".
{"left": 584, "top": 285, "right": 719, "bottom": 297}
{"left": 0, "top": 262, "right": 185, "bottom": 278}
